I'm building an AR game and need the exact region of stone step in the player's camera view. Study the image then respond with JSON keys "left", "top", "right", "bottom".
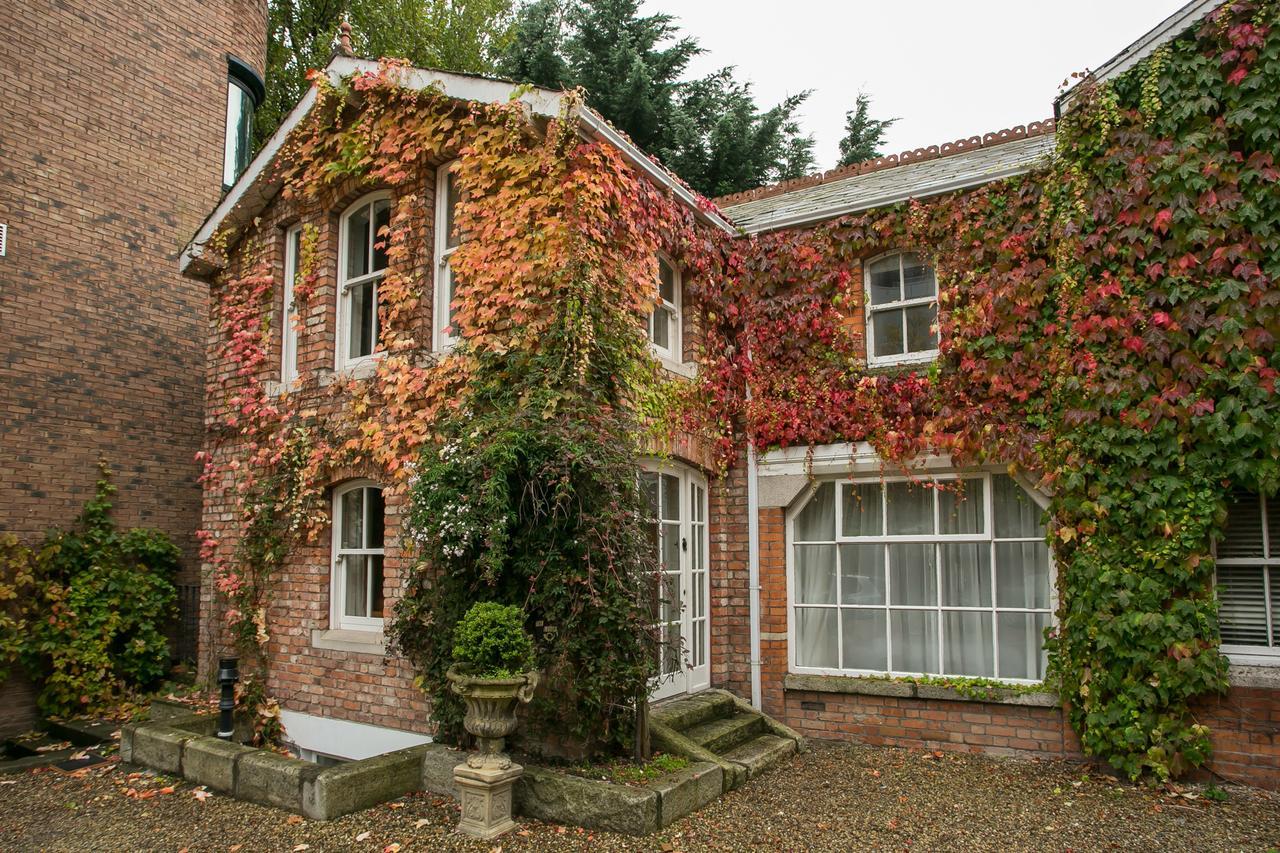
{"left": 721, "top": 734, "right": 796, "bottom": 781}
{"left": 683, "top": 711, "right": 765, "bottom": 755}
{"left": 651, "top": 691, "right": 736, "bottom": 732}
{"left": 44, "top": 718, "right": 116, "bottom": 748}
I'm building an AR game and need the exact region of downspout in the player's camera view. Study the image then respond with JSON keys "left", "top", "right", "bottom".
{"left": 745, "top": 346, "right": 763, "bottom": 710}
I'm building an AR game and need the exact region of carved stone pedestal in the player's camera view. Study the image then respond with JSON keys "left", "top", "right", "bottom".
{"left": 454, "top": 756, "right": 523, "bottom": 840}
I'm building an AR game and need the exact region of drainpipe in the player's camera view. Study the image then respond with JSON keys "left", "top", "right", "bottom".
{"left": 745, "top": 342, "right": 763, "bottom": 710}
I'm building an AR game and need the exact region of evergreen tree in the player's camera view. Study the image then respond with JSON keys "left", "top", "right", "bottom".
{"left": 258, "top": 0, "right": 516, "bottom": 146}
{"left": 499, "top": 0, "right": 569, "bottom": 88}
{"left": 836, "top": 92, "right": 897, "bottom": 167}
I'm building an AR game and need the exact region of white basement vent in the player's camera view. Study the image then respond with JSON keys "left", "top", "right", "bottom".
{"left": 0, "top": 223, "right": 7, "bottom": 257}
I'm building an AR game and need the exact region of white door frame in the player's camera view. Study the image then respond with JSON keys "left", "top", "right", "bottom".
{"left": 641, "top": 460, "right": 711, "bottom": 701}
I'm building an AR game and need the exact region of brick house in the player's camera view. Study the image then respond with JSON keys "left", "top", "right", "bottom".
{"left": 185, "top": 1, "right": 1279, "bottom": 786}
{"left": 0, "top": 0, "right": 267, "bottom": 736}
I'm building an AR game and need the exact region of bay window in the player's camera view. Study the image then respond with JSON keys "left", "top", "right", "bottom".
{"left": 1216, "top": 489, "right": 1280, "bottom": 660}
{"left": 865, "top": 252, "right": 938, "bottom": 367}
{"left": 790, "top": 472, "right": 1052, "bottom": 682}
{"left": 331, "top": 482, "right": 386, "bottom": 630}
{"left": 337, "top": 192, "right": 391, "bottom": 369}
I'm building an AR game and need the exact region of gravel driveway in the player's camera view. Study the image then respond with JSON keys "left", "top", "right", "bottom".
{"left": 2, "top": 740, "right": 1278, "bottom": 851}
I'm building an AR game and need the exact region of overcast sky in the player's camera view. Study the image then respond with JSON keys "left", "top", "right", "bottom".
{"left": 644, "top": 0, "right": 1189, "bottom": 169}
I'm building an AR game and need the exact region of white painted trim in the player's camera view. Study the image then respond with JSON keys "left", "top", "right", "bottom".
{"left": 281, "top": 224, "right": 301, "bottom": 386}
{"left": 330, "top": 479, "right": 386, "bottom": 632}
{"left": 336, "top": 191, "right": 391, "bottom": 371}
{"left": 433, "top": 161, "right": 459, "bottom": 352}
{"left": 311, "top": 628, "right": 386, "bottom": 655}
{"left": 756, "top": 442, "right": 953, "bottom": 480}
{"left": 280, "top": 709, "right": 431, "bottom": 761}
{"left": 1056, "top": 0, "right": 1220, "bottom": 114}
{"left": 649, "top": 255, "right": 682, "bottom": 362}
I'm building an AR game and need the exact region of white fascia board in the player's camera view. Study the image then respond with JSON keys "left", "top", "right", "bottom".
{"left": 279, "top": 709, "right": 432, "bottom": 761}
{"left": 1056, "top": 0, "right": 1220, "bottom": 114}
{"left": 733, "top": 161, "right": 1045, "bottom": 236}
{"left": 756, "top": 442, "right": 952, "bottom": 478}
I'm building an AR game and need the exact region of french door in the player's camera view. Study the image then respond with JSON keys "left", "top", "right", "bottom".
{"left": 641, "top": 461, "right": 710, "bottom": 701}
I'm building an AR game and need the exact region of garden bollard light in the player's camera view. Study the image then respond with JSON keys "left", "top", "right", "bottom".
{"left": 216, "top": 656, "right": 239, "bottom": 741}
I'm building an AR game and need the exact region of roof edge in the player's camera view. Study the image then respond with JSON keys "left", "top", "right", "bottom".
{"left": 715, "top": 119, "right": 1056, "bottom": 211}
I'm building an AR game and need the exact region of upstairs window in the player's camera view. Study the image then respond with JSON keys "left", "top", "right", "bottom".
{"left": 649, "top": 257, "right": 681, "bottom": 361}
{"left": 790, "top": 473, "right": 1052, "bottom": 682}
{"left": 337, "top": 192, "right": 391, "bottom": 369}
{"left": 434, "top": 163, "right": 461, "bottom": 351}
{"left": 223, "top": 56, "right": 263, "bottom": 189}
{"left": 281, "top": 224, "right": 301, "bottom": 385}
{"left": 865, "top": 252, "right": 938, "bottom": 367}
{"left": 331, "top": 482, "right": 385, "bottom": 630}
{"left": 1216, "top": 489, "right": 1280, "bottom": 660}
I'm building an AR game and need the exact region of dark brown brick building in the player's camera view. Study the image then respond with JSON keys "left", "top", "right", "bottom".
{"left": 0, "top": 0, "right": 267, "bottom": 734}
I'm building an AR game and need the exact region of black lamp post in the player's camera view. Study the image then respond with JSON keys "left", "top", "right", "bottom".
{"left": 216, "top": 656, "right": 239, "bottom": 741}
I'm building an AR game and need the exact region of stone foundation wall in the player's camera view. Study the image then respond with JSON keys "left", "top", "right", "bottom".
{"left": 0, "top": 672, "right": 39, "bottom": 738}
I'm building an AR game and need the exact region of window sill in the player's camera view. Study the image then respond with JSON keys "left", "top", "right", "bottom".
{"left": 1229, "top": 663, "right": 1280, "bottom": 689}
{"left": 783, "top": 672, "right": 1059, "bottom": 707}
{"left": 311, "top": 628, "right": 386, "bottom": 655}
{"left": 866, "top": 350, "right": 939, "bottom": 372}
{"left": 657, "top": 355, "right": 697, "bottom": 379}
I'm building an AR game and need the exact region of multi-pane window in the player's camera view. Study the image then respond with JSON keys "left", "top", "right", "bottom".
{"left": 649, "top": 257, "right": 681, "bottom": 361}
{"left": 338, "top": 193, "right": 391, "bottom": 368}
{"left": 434, "top": 163, "right": 461, "bottom": 351}
{"left": 865, "top": 252, "right": 938, "bottom": 366}
{"left": 790, "top": 473, "right": 1052, "bottom": 682}
{"left": 332, "top": 483, "right": 385, "bottom": 629}
{"left": 281, "top": 224, "right": 301, "bottom": 385}
{"left": 1216, "top": 489, "right": 1280, "bottom": 658}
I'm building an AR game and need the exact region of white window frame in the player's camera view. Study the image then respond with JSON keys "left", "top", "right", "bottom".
{"left": 1215, "top": 491, "right": 1280, "bottom": 665}
{"left": 336, "top": 191, "right": 391, "bottom": 372}
{"left": 330, "top": 480, "right": 386, "bottom": 632}
{"left": 433, "top": 162, "right": 460, "bottom": 353}
{"left": 864, "top": 250, "right": 939, "bottom": 368}
{"left": 649, "top": 255, "right": 682, "bottom": 363}
{"left": 785, "top": 470, "right": 1055, "bottom": 685}
{"left": 281, "top": 224, "right": 301, "bottom": 386}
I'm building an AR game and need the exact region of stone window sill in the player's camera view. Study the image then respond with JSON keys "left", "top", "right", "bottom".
{"left": 311, "top": 628, "right": 386, "bottom": 655}
{"left": 1229, "top": 664, "right": 1280, "bottom": 690}
{"left": 657, "top": 355, "right": 697, "bottom": 380}
{"left": 783, "top": 673, "right": 1059, "bottom": 707}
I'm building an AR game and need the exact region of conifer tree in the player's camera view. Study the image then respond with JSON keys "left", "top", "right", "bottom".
{"left": 836, "top": 92, "right": 898, "bottom": 167}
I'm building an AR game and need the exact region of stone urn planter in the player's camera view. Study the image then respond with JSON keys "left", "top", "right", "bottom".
{"left": 446, "top": 664, "right": 540, "bottom": 840}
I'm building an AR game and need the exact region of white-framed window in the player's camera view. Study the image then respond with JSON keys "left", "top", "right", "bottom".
{"left": 331, "top": 481, "right": 386, "bottom": 631}
{"left": 281, "top": 224, "right": 301, "bottom": 385}
{"left": 1215, "top": 489, "right": 1280, "bottom": 663}
{"left": 337, "top": 192, "right": 391, "bottom": 370}
{"left": 865, "top": 251, "right": 938, "bottom": 367}
{"left": 788, "top": 472, "right": 1053, "bottom": 683}
{"left": 649, "top": 256, "right": 681, "bottom": 361}
{"left": 433, "top": 162, "right": 461, "bottom": 352}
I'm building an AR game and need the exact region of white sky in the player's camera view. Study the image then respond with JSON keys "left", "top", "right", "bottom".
{"left": 645, "top": 0, "right": 1189, "bottom": 169}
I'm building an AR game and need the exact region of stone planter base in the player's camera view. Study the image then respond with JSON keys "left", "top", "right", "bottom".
{"left": 454, "top": 760, "right": 522, "bottom": 839}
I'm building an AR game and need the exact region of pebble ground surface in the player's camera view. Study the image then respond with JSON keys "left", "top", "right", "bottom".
{"left": 2, "top": 740, "right": 1279, "bottom": 851}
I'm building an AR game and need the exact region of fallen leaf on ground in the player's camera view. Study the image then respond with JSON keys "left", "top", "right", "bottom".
{"left": 286, "top": 815, "right": 304, "bottom": 825}
{"left": 193, "top": 789, "right": 213, "bottom": 802}
{"left": 292, "top": 845, "right": 309, "bottom": 852}
{"left": 356, "top": 831, "right": 371, "bottom": 842}
{"left": 414, "top": 819, "right": 430, "bottom": 828}
{"left": 383, "top": 844, "right": 401, "bottom": 853}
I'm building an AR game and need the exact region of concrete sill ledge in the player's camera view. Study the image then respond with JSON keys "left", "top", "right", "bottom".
{"left": 311, "top": 629, "right": 386, "bottom": 655}
{"left": 783, "top": 673, "right": 1060, "bottom": 708}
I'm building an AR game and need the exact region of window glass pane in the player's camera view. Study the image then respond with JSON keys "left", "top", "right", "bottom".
{"left": 1268, "top": 497, "right": 1280, "bottom": 558}
{"left": 902, "top": 254, "right": 936, "bottom": 300}
{"left": 890, "top": 610, "right": 938, "bottom": 673}
{"left": 369, "top": 555, "right": 385, "bottom": 618}
{"left": 348, "top": 279, "right": 375, "bottom": 359}
{"left": 992, "top": 474, "right": 1043, "bottom": 539}
{"left": 938, "top": 479, "right": 984, "bottom": 534}
{"left": 346, "top": 205, "right": 371, "bottom": 280}
{"left": 340, "top": 489, "right": 363, "bottom": 548}
{"left": 1221, "top": 490, "right": 1265, "bottom": 558}
{"left": 872, "top": 308, "right": 904, "bottom": 357}
{"left": 796, "top": 545, "right": 837, "bottom": 604}
{"left": 662, "top": 522, "right": 680, "bottom": 572}
{"left": 640, "top": 472, "right": 659, "bottom": 518}
{"left": 940, "top": 543, "right": 991, "bottom": 607}
{"left": 867, "top": 256, "right": 900, "bottom": 305}
{"left": 692, "top": 482, "right": 705, "bottom": 523}
{"left": 997, "top": 612, "right": 1048, "bottom": 679}
{"left": 442, "top": 266, "right": 458, "bottom": 335}
{"left": 445, "top": 172, "right": 461, "bottom": 250}
{"left": 651, "top": 306, "right": 672, "bottom": 349}
{"left": 886, "top": 480, "right": 933, "bottom": 535}
{"left": 842, "top": 483, "right": 883, "bottom": 536}
{"left": 994, "top": 541, "right": 1051, "bottom": 609}
{"left": 795, "top": 482, "right": 835, "bottom": 541}
{"left": 660, "top": 571, "right": 681, "bottom": 624}
{"left": 661, "top": 474, "right": 681, "bottom": 521}
{"left": 842, "top": 609, "right": 887, "bottom": 671}
{"left": 223, "top": 81, "right": 253, "bottom": 186}
{"left": 888, "top": 543, "right": 937, "bottom": 606}
{"left": 840, "top": 543, "right": 885, "bottom": 605}
{"left": 943, "top": 611, "right": 994, "bottom": 677}
{"left": 366, "top": 488, "right": 384, "bottom": 549}
{"left": 659, "top": 258, "right": 676, "bottom": 303}
{"left": 343, "top": 555, "right": 368, "bottom": 618}
{"left": 372, "top": 198, "right": 390, "bottom": 272}
{"left": 904, "top": 304, "right": 938, "bottom": 352}
{"left": 1217, "top": 566, "right": 1271, "bottom": 646}
{"left": 795, "top": 608, "right": 839, "bottom": 668}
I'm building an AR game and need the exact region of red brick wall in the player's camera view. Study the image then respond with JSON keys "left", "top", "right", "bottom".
{"left": 709, "top": 450, "right": 751, "bottom": 698}
{"left": 1195, "top": 687, "right": 1280, "bottom": 790}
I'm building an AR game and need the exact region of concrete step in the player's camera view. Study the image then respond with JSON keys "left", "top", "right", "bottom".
{"left": 44, "top": 718, "right": 116, "bottom": 748}
{"left": 683, "top": 711, "right": 765, "bottom": 755}
{"left": 651, "top": 690, "right": 736, "bottom": 732}
{"left": 722, "top": 734, "right": 796, "bottom": 780}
